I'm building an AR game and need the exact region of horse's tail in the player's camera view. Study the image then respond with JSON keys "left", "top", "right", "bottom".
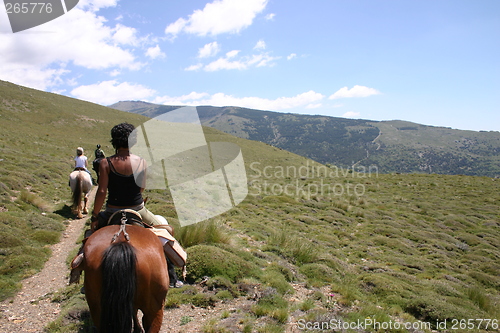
{"left": 71, "top": 172, "right": 82, "bottom": 209}
{"left": 100, "top": 241, "right": 137, "bottom": 333}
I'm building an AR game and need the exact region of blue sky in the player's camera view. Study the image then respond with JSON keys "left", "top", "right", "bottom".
{"left": 0, "top": 0, "right": 498, "bottom": 131}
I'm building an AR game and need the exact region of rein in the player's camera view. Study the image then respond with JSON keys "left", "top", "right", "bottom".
{"left": 111, "top": 210, "right": 130, "bottom": 243}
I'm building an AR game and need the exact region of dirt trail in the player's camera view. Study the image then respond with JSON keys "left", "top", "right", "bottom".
{"left": 0, "top": 189, "right": 95, "bottom": 333}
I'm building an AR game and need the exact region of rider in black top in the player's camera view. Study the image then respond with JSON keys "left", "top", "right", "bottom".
{"left": 91, "top": 123, "right": 182, "bottom": 288}
{"left": 92, "top": 144, "right": 105, "bottom": 183}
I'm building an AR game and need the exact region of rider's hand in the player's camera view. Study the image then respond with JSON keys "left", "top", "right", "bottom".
{"left": 91, "top": 214, "right": 98, "bottom": 231}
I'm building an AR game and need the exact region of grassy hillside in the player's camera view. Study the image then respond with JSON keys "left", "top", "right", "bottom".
{"left": 0, "top": 80, "right": 147, "bottom": 299}
{"left": 0, "top": 82, "right": 499, "bottom": 332}
{"left": 111, "top": 102, "right": 500, "bottom": 178}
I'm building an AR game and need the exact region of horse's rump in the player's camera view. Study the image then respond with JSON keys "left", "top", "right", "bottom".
{"left": 69, "top": 170, "right": 92, "bottom": 218}
{"left": 83, "top": 225, "right": 169, "bottom": 332}
{"left": 69, "top": 170, "right": 92, "bottom": 192}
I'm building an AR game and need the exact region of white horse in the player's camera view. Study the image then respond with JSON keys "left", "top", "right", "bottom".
{"left": 69, "top": 169, "right": 93, "bottom": 219}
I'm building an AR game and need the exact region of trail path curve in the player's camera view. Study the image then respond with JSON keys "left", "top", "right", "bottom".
{"left": 0, "top": 189, "right": 95, "bottom": 333}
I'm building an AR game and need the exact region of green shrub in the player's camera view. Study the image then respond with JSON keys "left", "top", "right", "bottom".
{"left": 206, "top": 276, "right": 239, "bottom": 297}
{"left": 191, "top": 293, "right": 218, "bottom": 308}
{"left": 469, "top": 271, "right": 500, "bottom": 289}
{"left": 0, "top": 253, "right": 43, "bottom": 275}
{"left": 256, "top": 323, "right": 285, "bottom": 333}
{"left": 299, "top": 263, "right": 336, "bottom": 286}
{"left": 261, "top": 268, "right": 293, "bottom": 295}
{"left": 266, "top": 229, "right": 319, "bottom": 264}
{"left": 177, "top": 219, "right": 231, "bottom": 248}
{"left": 180, "top": 316, "right": 193, "bottom": 326}
{"left": 252, "top": 289, "right": 289, "bottom": 323}
{"left": 299, "top": 298, "right": 315, "bottom": 311}
{"left": 31, "top": 230, "right": 60, "bottom": 244}
{"left": 19, "top": 190, "right": 52, "bottom": 212}
{"left": 405, "top": 296, "right": 480, "bottom": 325}
{"left": 164, "top": 285, "right": 211, "bottom": 308}
{"left": 265, "top": 262, "right": 294, "bottom": 282}
{"left": 215, "top": 290, "right": 233, "bottom": 301}
{"left": 467, "top": 287, "right": 495, "bottom": 314}
{"left": 0, "top": 231, "right": 23, "bottom": 247}
{"left": 186, "top": 245, "right": 261, "bottom": 283}
{"left": 44, "top": 291, "right": 91, "bottom": 333}
{"left": 0, "top": 277, "right": 22, "bottom": 301}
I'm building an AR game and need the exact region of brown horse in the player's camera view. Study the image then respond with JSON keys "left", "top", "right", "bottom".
{"left": 69, "top": 170, "right": 92, "bottom": 219}
{"left": 82, "top": 224, "right": 169, "bottom": 333}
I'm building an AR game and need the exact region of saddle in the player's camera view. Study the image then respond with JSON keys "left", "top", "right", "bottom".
{"left": 69, "top": 209, "right": 187, "bottom": 285}
{"left": 97, "top": 209, "right": 149, "bottom": 229}
{"left": 102, "top": 209, "right": 187, "bottom": 270}
{"left": 104, "top": 209, "right": 148, "bottom": 228}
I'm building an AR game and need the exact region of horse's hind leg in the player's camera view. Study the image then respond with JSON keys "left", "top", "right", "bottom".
{"left": 133, "top": 312, "right": 144, "bottom": 333}
{"left": 83, "top": 193, "right": 89, "bottom": 215}
{"left": 77, "top": 200, "right": 83, "bottom": 219}
{"left": 85, "top": 281, "right": 102, "bottom": 332}
{"left": 141, "top": 308, "right": 163, "bottom": 333}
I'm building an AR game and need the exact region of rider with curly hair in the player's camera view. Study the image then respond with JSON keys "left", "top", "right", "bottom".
{"left": 90, "top": 122, "right": 160, "bottom": 229}
{"left": 71, "top": 123, "right": 183, "bottom": 288}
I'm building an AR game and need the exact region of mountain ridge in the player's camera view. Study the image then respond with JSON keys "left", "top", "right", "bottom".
{"left": 110, "top": 101, "right": 500, "bottom": 177}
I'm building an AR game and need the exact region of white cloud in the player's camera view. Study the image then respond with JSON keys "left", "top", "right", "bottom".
{"left": 287, "top": 53, "right": 297, "bottom": 60}
{"left": 153, "top": 91, "right": 210, "bottom": 105}
{"left": 71, "top": 80, "right": 156, "bottom": 105}
{"left": 306, "top": 103, "right": 322, "bottom": 109}
{"left": 0, "top": 64, "right": 69, "bottom": 91}
{"left": 204, "top": 56, "right": 247, "bottom": 71}
{"left": 254, "top": 40, "right": 266, "bottom": 50}
{"left": 185, "top": 63, "right": 204, "bottom": 71}
{"left": 0, "top": 5, "right": 145, "bottom": 91}
{"left": 226, "top": 50, "right": 240, "bottom": 58}
{"left": 198, "top": 42, "right": 221, "bottom": 58}
{"left": 342, "top": 111, "right": 361, "bottom": 118}
{"left": 195, "top": 50, "right": 279, "bottom": 72}
{"left": 153, "top": 90, "right": 324, "bottom": 111}
{"left": 249, "top": 53, "right": 279, "bottom": 67}
{"left": 78, "top": 0, "right": 118, "bottom": 11}
{"left": 265, "top": 13, "right": 275, "bottom": 20}
{"left": 112, "top": 24, "right": 139, "bottom": 46}
{"left": 329, "top": 85, "right": 381, "bottom": 99}
{"left": 165, "top": 17, "right": 187, "bottom": 37}
{"left": 146, "top": 45, "right": 166, "bottom": 59}
{"left": 165, "top": 0, "right": 268, "bottom": 37}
